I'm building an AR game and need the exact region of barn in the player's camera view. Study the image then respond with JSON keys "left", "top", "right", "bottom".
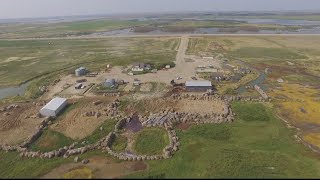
{"left": 185, "top": 81, "right": 212, "bottom": 92}
{"left": 40, "top": 97, "right": 68, "bottom": 117}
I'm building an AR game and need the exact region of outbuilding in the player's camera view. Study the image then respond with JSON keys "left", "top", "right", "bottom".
{"left": 75, "top": 67, "right": 87, "bottom": 77}
{"left": 40, "top": 97, "right": 68, "bottom": 117}
{"left": 104, "top": 79, "right": 116, "bottom": 88}
{"left": 185, "top": 81, "right": 212, "bottom": 92}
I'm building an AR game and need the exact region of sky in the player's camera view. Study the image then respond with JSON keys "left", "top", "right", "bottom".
{"left": 1, "top": 0, "right": 320, "bottom": 19}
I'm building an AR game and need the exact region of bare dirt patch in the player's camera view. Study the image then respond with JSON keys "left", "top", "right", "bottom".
{"left": 177, "top": 122, "right": 192, "bottom": 130}
{"left": 0, "top": 103, "right": 44, "bottom": 145}
{"left": 42, "top": 156, "right": 148, "bottom": 179}
{"left": 51, "top": 97, "right": 115, "bottom": 139}
{"left": 176, "top": 99, "right": 227, "bottom": 114}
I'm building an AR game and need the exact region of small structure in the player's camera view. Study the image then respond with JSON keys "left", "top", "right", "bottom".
{"left": 75, "top": 83, "right": 83, "bottom": 89}
{"left": 185, "top": 81, "right": 212, "bottom": 92}
{"left": 211, "top": 72, "right": 225, "bottom": 82}
{"left": 277, "top": 78, "right": 284, "bottom": 83}
{"left": 131, "top": 63, "right": 151, "bottom": 72}
{"left": 165, "top": 65, "right": 171, "bottom": 69}
{"left": 75, "top": 67, "right": 87, "bottom": 77}
{"left": 133, "top": 79, "right": 141, "bottom": 86}
{"left": 104, "top": 79, "right": 116, "bottom": 88}
{"left": 40, "top": 97, "right": 68, "bottom": 117}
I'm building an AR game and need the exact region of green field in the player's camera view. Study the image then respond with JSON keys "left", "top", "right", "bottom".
{"left": 0, "top": 19, "right": 152, "bottom": 39}
{"left": 134, "top": 128, "right": 169, "bottom": 155}
{"left": 0, "top": 37, "right": 179, "bottom": 88}
{"left": 126, "top": 102, "right": 320, "bottom": 178}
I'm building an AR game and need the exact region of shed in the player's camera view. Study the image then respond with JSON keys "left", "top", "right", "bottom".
{"left": 104, "top": 79, "right": 116, "bottom": 88}
{"left": 75, "top": 67, "right": 87, "bottom": 77}
{"left": 185, "top": 81, "right": 212, "bottom": 92}
{"left": 40, "top": 97, "right": 68, "bottom": 117}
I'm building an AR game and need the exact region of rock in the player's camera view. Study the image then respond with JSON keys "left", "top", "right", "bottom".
{"left": 82, "top": 159, "right": 89, "bottom": 164}
{"left": 74, "top": 156, "right": 80, "bottom": 163}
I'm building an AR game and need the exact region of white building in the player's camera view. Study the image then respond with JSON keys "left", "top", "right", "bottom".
{"left": 40, "top": 97, "right": 68, "bottom": 117}
{"left": 185, "top": 81, "right": 212, "bottom": 92}
{"left": 131, "top": 63, "right": 151, "bottom": 72}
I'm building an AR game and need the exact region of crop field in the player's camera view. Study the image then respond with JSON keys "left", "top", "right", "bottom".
{"left": 126, "top": 102, "right": 320, "bottom": 178}
{"left": 0, "top": 37, "right": 179, "bottom": 87}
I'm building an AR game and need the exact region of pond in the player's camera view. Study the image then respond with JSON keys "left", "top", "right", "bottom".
{"left": 0, "top": 82, "right": 30, "bottom": 100}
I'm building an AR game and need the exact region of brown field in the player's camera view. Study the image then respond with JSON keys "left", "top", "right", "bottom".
{"left": 51, "top": 97, "right": 116, "bottom": 140}
{"left": 0, "top": 103, "right": 44, "bottom": 145}
{"left": 43, "top": 155, "right": 148, "bottom": 179}
{"left": 176, "top": 99, "right": 227, "bottom": 114}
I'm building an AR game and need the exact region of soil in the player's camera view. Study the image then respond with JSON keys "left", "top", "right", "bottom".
{"left": 176, "top": 99, "right": 227, "bottom": 114}
{"left": 177, "top": 122, "right": 192, "bottom": 130}
{"left": 50, "top": 97, "right": 116, "bottom": 139}
{"left": 42, "top": 156, "right": 148, "bottom": 179}
{"left": 0, "top": 102, "right": 44, "bottom": 145}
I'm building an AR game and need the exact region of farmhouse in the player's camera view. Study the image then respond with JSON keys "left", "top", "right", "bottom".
{"left": 131, "top": 63, "right": 151, "bottom": 72}
{"left": 185, "top": 81, "right": 212, "bottom": 92}
{"left": 40, "top": 97, "right": 68, "bottom": 117}
{"left": 75, "top": 67, "right": 87, "bottom": 77}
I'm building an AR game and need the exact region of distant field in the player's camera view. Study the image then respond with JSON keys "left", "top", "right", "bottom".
{"left": 0, "top": 37, "right": 179, "bottom": 87}
{"left": 0, "top": 19, "right": 151, "bottom": 39}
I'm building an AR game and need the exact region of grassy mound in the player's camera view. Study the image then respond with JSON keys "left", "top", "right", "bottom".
{"left": 134, "top": 128, "right": 169, "bottom": 155}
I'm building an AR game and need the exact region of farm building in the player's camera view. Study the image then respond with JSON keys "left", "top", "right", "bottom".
{"left": 75, "top": 67, "right": 87, "bottom": 77}
{"left": 131, "top": 63, "right": 151, "bottom": 72}
{"left": 39, "top": 97, "right": 68, "bottom": 117}
{"left": 185, "top": 81, "right": 212, "bottom": 92}
{"left": 104, "top": 79, "right": 116, "bottom": 88}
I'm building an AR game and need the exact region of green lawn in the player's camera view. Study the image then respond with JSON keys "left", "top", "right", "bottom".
{"left": 125, "top": 102, "right": 320, "bottom": 178}
{"left": 134, "top": 128, "right": 169, "bottom": 155}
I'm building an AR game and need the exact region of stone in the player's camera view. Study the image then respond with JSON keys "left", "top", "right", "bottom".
{"left": 74, "top": 156, "right": 80, "bottom": 163}
{"left": 82, "top": 159, "right": 89, "bottom": 164}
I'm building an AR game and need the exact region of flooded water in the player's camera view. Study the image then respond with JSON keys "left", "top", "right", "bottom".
{"left": 0, "top": 82, "right": 30, "bottom": 100}
{"left": 237, "top": 73, "right": 267, "bottom": 94}
{"left": 124, "top": 115, "right": 143, "bottom": 133}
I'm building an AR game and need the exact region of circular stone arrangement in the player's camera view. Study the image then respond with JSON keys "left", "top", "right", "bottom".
{"left": 0, "top": 93, "right": 267, "bottom": 161}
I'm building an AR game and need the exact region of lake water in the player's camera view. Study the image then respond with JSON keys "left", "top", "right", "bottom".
{"left": 0, "top": 82, "right": 30, "bottom": 100}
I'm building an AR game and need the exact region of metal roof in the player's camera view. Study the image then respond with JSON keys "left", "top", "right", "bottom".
{"left": 76, "top": 67, "right": 86, "bottom": 71}
{"left": 41, "top": 97, "right": 67, "bottom": 111}
{"left": 186, "top": 81, "right": 212, "bottom": 87}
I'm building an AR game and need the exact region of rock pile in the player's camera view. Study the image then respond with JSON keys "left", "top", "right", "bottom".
{"left": 83, "top": 111, "right": 101, "bottom": 118}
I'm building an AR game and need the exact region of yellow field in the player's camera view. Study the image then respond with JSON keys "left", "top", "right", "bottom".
{"left": 304, "top": 133, "right": 320, "bottom": 149}
{"left": 271, "top": 83, "right": 320, "bottom": 124}
{"left": 63, "top": 167, "right": 93, "bottom": 179}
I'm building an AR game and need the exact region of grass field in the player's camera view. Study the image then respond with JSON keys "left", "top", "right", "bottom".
{"left": 134, "top": 128, "right": 169, "bottom": 155}
{"left": 0, "top": 19, "right": 152, "bottom": 39}
{"left": 0, "top": 37, "right": 179, "bottom": 88}
{"left": 125, "top": 102, "right": 320, "bottom": 178}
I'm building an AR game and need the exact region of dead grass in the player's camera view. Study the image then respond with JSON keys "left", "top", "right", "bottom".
{"left": 50, "top": 97, "right": 115, "bottom": 139}
{"left": 176, "top": 99, "right": 227, "bottom": 114}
